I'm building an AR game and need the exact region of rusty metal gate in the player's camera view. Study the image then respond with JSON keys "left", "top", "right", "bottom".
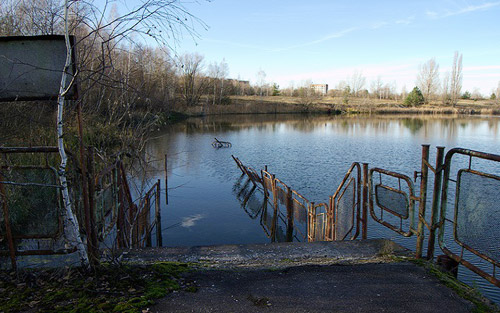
{"left": 437, "top": 148, "right": 500, "bottom": 287}
{"left": 368, "top": 168, "right": 417, "bottom": 237}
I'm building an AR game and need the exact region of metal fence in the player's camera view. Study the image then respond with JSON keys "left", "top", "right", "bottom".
{"left": 438, "top": 148, "right": 500, "bottom": 287}
{"left": 0, "top": 147, "right": 162, "bottom": 269}
{"left": 329, "top": 162, "right": 361, "bottom": 241}
{"left": 0, "top": 147, "right": 77, "bottom": 270}
{"left": 93, "top": 160, "right": 162, "bottom": 250}
{"left": 233, "top": 145, "right": 500, "bottom": 290}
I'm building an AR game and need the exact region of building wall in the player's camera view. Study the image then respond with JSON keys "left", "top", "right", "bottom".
{"left": 310, "top": 84, "right": 329, "bottom": 95}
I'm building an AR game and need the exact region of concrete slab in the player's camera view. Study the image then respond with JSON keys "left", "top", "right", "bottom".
{"left": 122, "top": 239, "right": 409, "bottom": 269}
{"left": 150, "top": 263, "right": 473, "bottom": 313}
{"left": 123, "top": 240, "right": 479, "bottom": 312}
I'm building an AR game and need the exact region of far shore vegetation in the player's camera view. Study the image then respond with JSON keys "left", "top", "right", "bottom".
{"left": 2, "top": 1, "right": 500, "bottom": 157}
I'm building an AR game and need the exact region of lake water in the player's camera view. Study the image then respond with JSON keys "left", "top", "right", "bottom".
{"left": 141, "top": 113, "right": 500, "bottom": 301}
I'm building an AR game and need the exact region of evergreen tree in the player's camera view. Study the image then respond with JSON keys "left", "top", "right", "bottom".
{"left": 272, "top": 83, "right": 280, "bottom": 96}
{"left": 404, "top": 87, "right": 425, "bottom": 106}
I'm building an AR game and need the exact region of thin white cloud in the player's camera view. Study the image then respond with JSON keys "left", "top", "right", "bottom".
{"left": 271, "top": 27, "right": 358, "bottom": 52}
{"left": 425, "top": 11, "right": 439, "bottom": 18}
{"left": 202, "top": 38, "right": 276, "bottom": 52}
{"left": 396, "top": 16, "right": 415, "bottom": 25}
{"left": 203, "top": 27, "right": 358, "bottom": 53}
{"left": 464, "top": 65, "right": 500, "bottom": 71}
{"left": 427, "top": 1, "right": 500, "bottom": 18}
{"left": 371, "top": 22, "right": 389, "bottom": 29}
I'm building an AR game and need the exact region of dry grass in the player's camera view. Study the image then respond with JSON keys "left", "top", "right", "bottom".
{"left": 177, "top": 96, "right": 500, "bottom": 116}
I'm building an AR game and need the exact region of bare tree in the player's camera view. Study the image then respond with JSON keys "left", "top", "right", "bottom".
{"left": 450, "top": 51, "right": 463, "bottom": 107}
{"left": 441, "top": 71, "right": 450, "bottom": 105}
{"left": 208, "top": 59, "right": 229, "bottom": 105}
{"left": 417, "top": 58, "right": 440, "bottom": 104}
{"left": 401, "top": 85, "right": 408, "bottom": 101}
{"left": 177, "top": 53, "right": 208, "bottom": 106}
{"left": 370, "top": 76, "right": 383, "bottom": 99}
{"left": 0, "top": 0, "right": 64, "bottom": 35}
{"left": 256, "top": 69, "right": 266, "bottom": 96}
{"left": 471, "top": 88, "right": 483, "bottom": 100}
{"left": 350, "top": 70, "right": 366, "bottom": 97}
{"left": 496, "top": 81, "right": 500, "bottom": 104}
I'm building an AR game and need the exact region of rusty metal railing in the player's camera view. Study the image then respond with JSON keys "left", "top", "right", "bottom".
{"left": 438, "top": 148, "right": 500, "bottom": 287}
{"left": 233, "top": 146, "right": 500, "bottom": 291}
{"left": 328, "top": 162, "right": 361, "bottom": 241}
{"left": 212, "top": 138, "right": 232, "bottom": 148}
{"left": 309, "top": 203, "right": 328, "bottom": 242}
{"left": 369, "top": 168, "right": 417, "bottom": 237}
{"left": 94, "top": 160, "right": 162, "bottom": 249}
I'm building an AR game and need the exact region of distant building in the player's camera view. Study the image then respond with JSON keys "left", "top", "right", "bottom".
{"left": 310, "top": 84, "right": 328, "bottom": 95}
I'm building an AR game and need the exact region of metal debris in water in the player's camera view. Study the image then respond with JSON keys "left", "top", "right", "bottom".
{"left": 212, "top": 138, "right": 232, "bottom": 148}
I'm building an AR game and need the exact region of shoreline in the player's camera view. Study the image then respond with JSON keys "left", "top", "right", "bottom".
{"left": 169, "top": 96, "right": 500, "bottom": 119}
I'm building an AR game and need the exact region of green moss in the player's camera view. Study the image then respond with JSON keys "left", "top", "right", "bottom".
{"left": 401, "top": 258, "right": 499, "bottom": 313}
{"left": 152, "top": 261, "right": 190, "bottom": 278}
{"left": 144, "top": 279, "right": 179, "bottom": 299}
{"left": 0, "top": 262, "right": 195, "bottom": 313}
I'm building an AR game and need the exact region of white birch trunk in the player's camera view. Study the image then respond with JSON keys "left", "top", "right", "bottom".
{"left": 58, "top": 0, "right": 89, "bottom": 267}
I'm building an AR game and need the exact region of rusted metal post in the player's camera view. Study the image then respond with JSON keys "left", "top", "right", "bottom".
{"left": 155, "top": 179, "right": 162, "bottom": 247}
{"left": 77, "top": 103, "right": 97, "bottom": 265}
{"left": 437, "top": 254, "right": 459, "bottom": 277}
{"left": 164, "top": 154, "right": 168, "bottom": 205}
{"left": 0, "top": 176, "right": 17, "bottom": 271}
{"left": 270, "top": 175, "right": 278, "bottom": 242}
{"left": 285, "top": 186, "right": 294, "bottom": 242}
{"left": 416, "top": 144, "right": 430, "bottom": 259}
{"left": 261, "top": 170, "right": 269, "bottom": 199}
{"left": 427, "top": 146, "right": 445, "bottom": 260}
{"left": 362, "top": 163, "right": 369, "bottom": 239}
{"left": 143, "top": 192, "right": 151, "bottom": 247}
{"left": 86, "top": 146, "right": 99, "bottom": 265}
{"left": 308, "top": 202, "right": 316, "bottom": 242}
{"left": 328, "top": 196, "right": 335, "bottom": 241}
{"left": 117, "top": 165, "right": 125, "bottom": 248}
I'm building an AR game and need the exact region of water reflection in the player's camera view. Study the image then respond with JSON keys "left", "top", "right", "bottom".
{"left": 152, "top": 114, "right": 500, "bottom": 143}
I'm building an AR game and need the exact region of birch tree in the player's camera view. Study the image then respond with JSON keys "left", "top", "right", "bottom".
{"left": 59, "top": 0, "right": 89, "bottom": 267}
{"left": 450, "top": 51, "right": 463, "bottom": 107}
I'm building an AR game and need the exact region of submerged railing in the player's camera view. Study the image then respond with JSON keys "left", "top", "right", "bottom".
{"left": 233, "top": 144, "right": 500, "bottom": 290}
{"left": 0, "top": 147, "right": 162, "bottom": 269}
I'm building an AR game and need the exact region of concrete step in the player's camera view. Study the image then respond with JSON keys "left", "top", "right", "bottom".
{"left": 121, "top": 239, "right": 409, "bottom": 269}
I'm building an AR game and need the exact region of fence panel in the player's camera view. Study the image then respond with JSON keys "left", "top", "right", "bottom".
{"left": 369, "top": 168, "right": 416, "bottom": 237}
{"left": 330, "top": 163, "right": 361, "bottom": 241}
{"left": 438, "top": 148, "right": 500, "bottom": 287}
{"left": 309, "top": 203, "right": 328, "bottom": 242}
{"left": 0, "top": 167, "right": 61, "bottom": 239}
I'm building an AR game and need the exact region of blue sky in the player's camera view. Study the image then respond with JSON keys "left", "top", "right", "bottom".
{"left": 169, "top": 0, "right": 500, "bottom": 94}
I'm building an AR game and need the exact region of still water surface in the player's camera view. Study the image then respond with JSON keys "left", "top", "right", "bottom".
{"left": 142, "top": 114, "right": 500, "bottom": 301}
